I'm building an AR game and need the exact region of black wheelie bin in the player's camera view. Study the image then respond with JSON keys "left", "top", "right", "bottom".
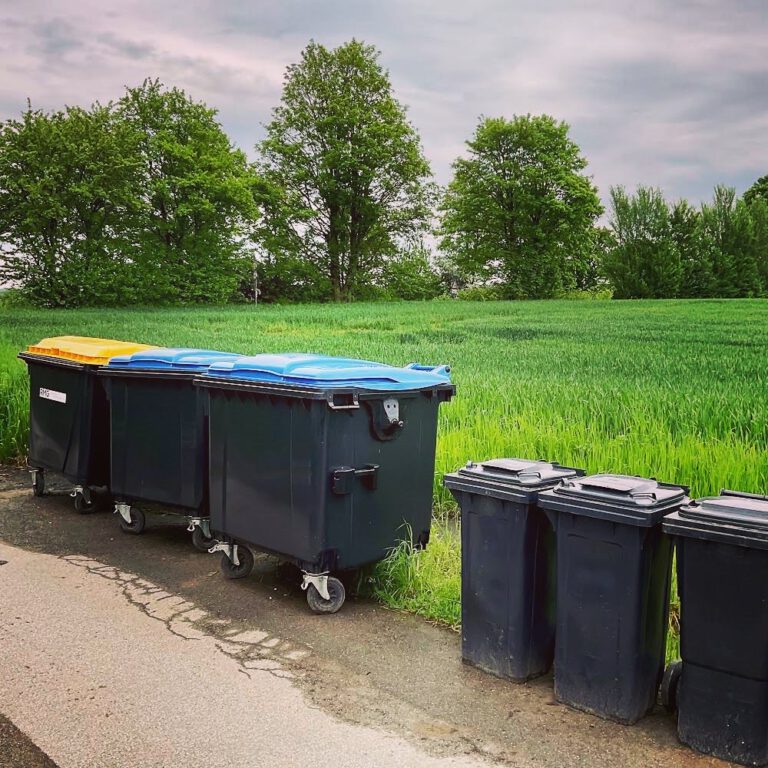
{"left": 538, "top": 474, "right": 688, "bottom": 723}
{"left": 18, "top": 336, "right": 158, "bottom": 512}
{"left": 196, "top": 353, "right": 455, "bottom": 613}
{"left": 99, "top": 348, "right": 240, "bottom": 549}
{"left": 444, "top": 458, "right": 584, "bottom": 681}
{"left": 663, "top": 491, "right": 768, "bottom": 766}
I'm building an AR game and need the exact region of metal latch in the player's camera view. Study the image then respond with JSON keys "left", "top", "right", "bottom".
{"left": 383, "top": 398, "right": 403, "bottom": 428}
{"left": 331, "top": 464, "right": 380, "bottom": 495}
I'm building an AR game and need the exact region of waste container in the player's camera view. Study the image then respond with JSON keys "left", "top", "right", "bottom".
{"left": 444, "top": 458, "right": 584, "bottom": 681}
{"left": 196, "top": 353, "right": 455, "bottom": 613}
{"left": 99, "top": 348, "right": 241, "bottom": 549}
{"left": 18, "top": 336, "right": 158, "bottom": 512}
{"left": 662, "top": 490, "right": 768, "bottom": 766}
{"left": 538, "top": 474, "right": 688, "bottom": 723}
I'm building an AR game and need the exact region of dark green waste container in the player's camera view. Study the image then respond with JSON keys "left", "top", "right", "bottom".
{"left": 18, "top": 336, "right": 158, "bottom": 512}
{"left": 663, "top": 491, "right": 768, "bottom": 766}
{"left": 99, "top": 348, "right": 240, "bottom": 550}
{"left": 196, "top": 353, "right": 455, "bottom": 613}
{"left": 444, "top": 458, "right": 584, "bottom": 681}
{"left": 539, "top": 474, "right": 687, "bottom": 723}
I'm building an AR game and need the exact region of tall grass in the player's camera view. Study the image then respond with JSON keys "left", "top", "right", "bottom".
{"left": 1, "top": 299, "right": 767, "bottom": 659}
{"left": 0, "top": 342, "right": 28, "bottom": 463}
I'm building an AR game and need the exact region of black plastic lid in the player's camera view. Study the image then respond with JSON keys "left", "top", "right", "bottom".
{"left": 663, "top": 490, "right": 768, "bottom": 549}
{"left": 539, "top": 474, "right": 688, "bottom": 527}
{"left": 444, "top": 458, "right": 583, "bottom": 501}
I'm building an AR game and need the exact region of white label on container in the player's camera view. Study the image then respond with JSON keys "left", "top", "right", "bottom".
{"left": 39, "top": 387, "right": 67, "bottom": 404}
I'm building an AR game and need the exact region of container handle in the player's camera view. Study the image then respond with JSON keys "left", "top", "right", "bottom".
{"left": 406, "top": 363, "right": 451, "bottom": 376}
{"left": 721, "top": 489, "right": 768, "bottom": 502}
{"left": 327, "top": 392, "right": 360, "bottom": 410}
{"left": 331, "top": 464, "right": 380, "bottom": 495}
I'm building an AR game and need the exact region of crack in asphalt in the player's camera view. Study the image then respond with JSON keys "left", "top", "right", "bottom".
{"left": 56, "top": 554, "right": 510, "bottom": 764}
{"left": 60, "top": 555, "right": 310, "bottom": 683}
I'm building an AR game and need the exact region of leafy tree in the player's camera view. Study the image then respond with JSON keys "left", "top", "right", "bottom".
{"left": 576, "top": 227, "right": 614, "bottom": 291}
{"left": 670, "top": 200, "right": 713, "bottom": 298}
{"left": 438, "top": 115, "right": 602, "bottom": 299}
{"left": 118, "top": 79, "right": 256, "bottom": 303}
{"left": 256, "top": 40, "right": 434, "bottom": 302}
{"left": 603, "top": 186, "right": 681, "bottom": 298}
{"left": 744, "top": 175, "right": 768, "bottom": 206}
{"left": 699, "top": 186, "right": 760, "bottom": 298}
{"left": 750, "top": 198, "right": 768, "bottom": 293}
{"left": 0, "top": 103, "right": 141, "bottom": 307}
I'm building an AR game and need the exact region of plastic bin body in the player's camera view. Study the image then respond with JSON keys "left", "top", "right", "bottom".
{"left": 100, "top": 349, "right": 240, "bottom": 514}
{"left": 539, "top": 474, "right": 687, "bottom": 723}
{"left": 664, "top": 492, "right": 768, "bottom": 766}
{"left": 18, "top": 337, "right": 157, "bottom": 487}
{"left": 444, "top": 459, "right": 583, "bottom": 681}
{"left": 198, "top": 354, "right": 454, "bottom": 572}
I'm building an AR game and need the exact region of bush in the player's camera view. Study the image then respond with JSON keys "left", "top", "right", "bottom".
{"left": 456, "top": 284, "right": 506, "bottom": 301}
{"left": 378, "top": 252, "right": 444, "bottom": 300}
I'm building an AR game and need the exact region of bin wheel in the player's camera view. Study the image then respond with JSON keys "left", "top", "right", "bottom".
{"left": 191, "top": 526, "right": 216, "bottom": 553}
{"left": 73, "top": 491, "right": 95, "bottom": 514}
{"left": 220, "top": 546, "right": 254, "bottom": 580}
{"left": 32, "top": 471, "right": 45, "bottom": 497}
{"left": 306, "top": 576, "right": 346, "bottom": 615}
{"left": 661, "top": 660, "right": 683, "bottom": 714}
{"left": 119, "top": 507, "right": 145, "bottom": 535}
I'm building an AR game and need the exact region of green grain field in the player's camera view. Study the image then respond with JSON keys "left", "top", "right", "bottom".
{"left": 1, "top": 299, "right": 767, "bottom": 659}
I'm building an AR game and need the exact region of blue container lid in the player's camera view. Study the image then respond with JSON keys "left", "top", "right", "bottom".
{"left": 203, "top": 353, "right": 452, "bottom": 391}
{"left": 107, "top": 348, "right": 240, "bottom": 373}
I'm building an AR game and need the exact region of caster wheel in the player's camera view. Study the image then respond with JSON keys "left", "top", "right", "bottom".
{"left": 119, "top": 506, "right": 146, "bottom": 535}
{"left": 306, "top": 576, "right": 346, "bottom": 614}
{"left": 220, "top": 545, "right": 254, "bottom": 579}
{"left": 32, "top": 471, "right": 45, "bottom": 497}
{"left": 73, "top": 491, "right": 95, "bottom": 514}
{"left": 191, "top": 526, "right": 216, "bottom": 553}
{"left": 661, "top": 660, "right": 683, "bottom": 714}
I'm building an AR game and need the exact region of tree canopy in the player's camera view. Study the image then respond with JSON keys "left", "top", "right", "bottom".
{"left": 0, "top": 82, "right": 254, "bottom": 306}
{"left": 438, "top": 115, "right": 603, "bottom": 299}
{"left": 603, "top": 184, "right": 767, "bottom": 299}
{"left": 255, "top": 39, "right": 434, "bottom": 302}
{"left": 0, "top": 103, "right": 141, "bottom": 306}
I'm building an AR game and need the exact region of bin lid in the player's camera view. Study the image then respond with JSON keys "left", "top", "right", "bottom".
{"left": 458, "top": 458, "right": 580, "bottom": 489}
{"left": 203, "top": 353, "right": 452, "bottom": 391}
{"left": 680, "top": 493, "right": 768, "bottom": 529}
{"left": 663, "top": 491, "right": 768, "bottom": 549}
{"left": 24, "top": 336, "right": 158, "bottom": 365}
{"left": 540, "top": 473, "right": 688, "bottom": 526}
{"left": 106, "top": 348, "right": 240, "bottom": 373}
{"left": 444, "top": 458, "right": 583, "bottom": 501}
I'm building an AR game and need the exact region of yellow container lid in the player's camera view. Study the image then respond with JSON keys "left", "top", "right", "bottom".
{"left": 25, "top": 336, "right": 160, "bottom": 365}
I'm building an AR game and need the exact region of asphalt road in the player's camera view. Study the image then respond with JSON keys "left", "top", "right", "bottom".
{"left": 0, "top": 466, "right": 730, "bottom": 768}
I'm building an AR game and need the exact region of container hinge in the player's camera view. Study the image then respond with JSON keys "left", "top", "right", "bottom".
{"left": 331, "top": 464, "right": 380, "bottom": 495}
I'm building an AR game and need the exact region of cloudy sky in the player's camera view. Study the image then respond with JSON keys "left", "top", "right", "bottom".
{"left": 1, "top": 0, "right": 766, "bottom": 206}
